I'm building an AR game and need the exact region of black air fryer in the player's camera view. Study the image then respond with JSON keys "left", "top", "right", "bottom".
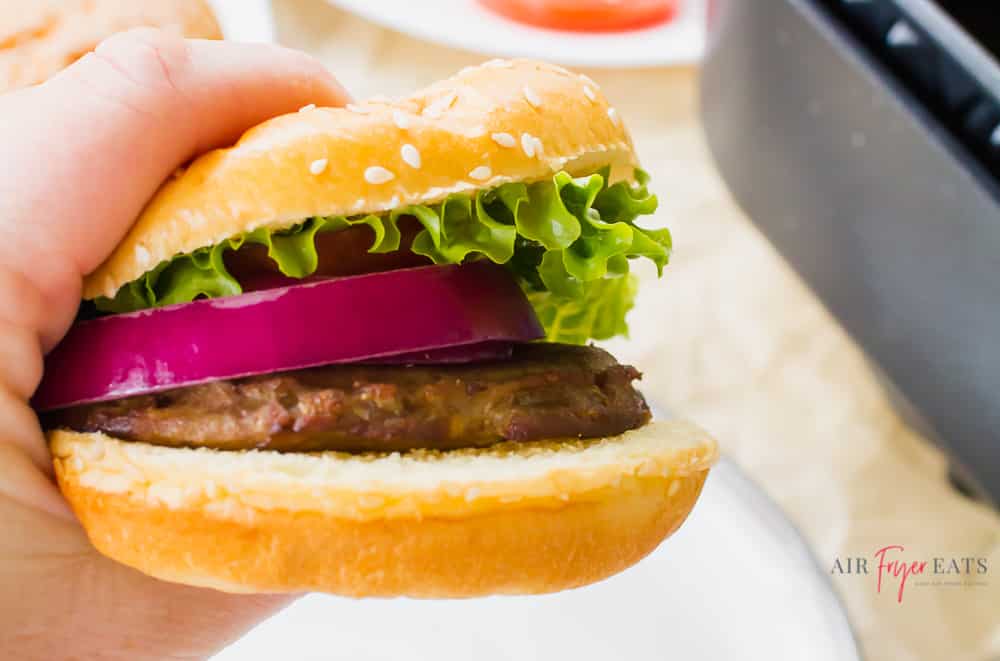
{"left": 700, "top": 1, "right": 1000, "bottom": 501}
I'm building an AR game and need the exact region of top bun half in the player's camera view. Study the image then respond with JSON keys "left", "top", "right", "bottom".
{"left": 84, "top": 59, "right": 639, "bottom": 301}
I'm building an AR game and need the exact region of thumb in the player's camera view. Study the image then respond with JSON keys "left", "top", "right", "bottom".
{"left": 0, "top": 28, "right": 350, "bottom": 350}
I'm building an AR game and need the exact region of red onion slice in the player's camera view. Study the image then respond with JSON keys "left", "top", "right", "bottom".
{"left": 369, "top": 341, "right": 514, "bottom": 364}
{"left": 34, "top": 262, "right": 543, "bottom": 411}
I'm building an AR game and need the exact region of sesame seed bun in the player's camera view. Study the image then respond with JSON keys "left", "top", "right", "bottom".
{"left": 83, "top": 59, "right": 639, "bottom": 301}
{"left": 50, "top": 421, "right": 716, "bottom": 597}
{"left": 0, "top": 0, "right": 220, "bottom": 92}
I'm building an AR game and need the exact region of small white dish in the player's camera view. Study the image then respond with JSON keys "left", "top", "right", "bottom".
{"left": 324, "top": 0, "right": 706, "bottom": 68}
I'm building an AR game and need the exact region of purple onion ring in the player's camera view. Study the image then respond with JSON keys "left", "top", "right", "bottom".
{"left": 33, "top": 262, "right": 544, "bottom": 411}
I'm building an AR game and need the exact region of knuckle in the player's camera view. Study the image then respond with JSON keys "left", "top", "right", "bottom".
{"left": 93, "top": 28, "right": 191, "bottom": 95}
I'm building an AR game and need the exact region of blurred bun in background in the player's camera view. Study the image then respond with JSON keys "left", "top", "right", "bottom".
{"left": 0, "top": 0, "right": 220, "bottom": 92}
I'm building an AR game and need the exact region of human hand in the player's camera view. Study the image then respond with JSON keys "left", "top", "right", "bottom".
{"left": 0, "top": 28, "right": 348, "bottom": 660}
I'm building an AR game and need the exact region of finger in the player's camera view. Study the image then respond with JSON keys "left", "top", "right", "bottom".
{"left": 0, "top": 29, "right": 349, "bottom": 347}
{"left": 1, "top": 490, "right": 291, "bottom": 658}
{"left": 0, "top": 443, "right": 73, "bottom": 521}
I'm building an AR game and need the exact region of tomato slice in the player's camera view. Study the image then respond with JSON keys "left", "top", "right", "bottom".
{"left": 479, "top": 0, "right": 678, "bottom": 32}
{"left": 225, "top": 218, "right": 430, "bottom": 293}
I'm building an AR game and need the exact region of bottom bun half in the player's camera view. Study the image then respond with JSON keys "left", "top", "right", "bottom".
{"left": 49, "top": 421, "right": 717, "bottom": 598}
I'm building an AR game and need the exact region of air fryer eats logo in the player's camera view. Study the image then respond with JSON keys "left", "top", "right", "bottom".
{"left": 830, "top": 545, "right": 989, "bottom": 603}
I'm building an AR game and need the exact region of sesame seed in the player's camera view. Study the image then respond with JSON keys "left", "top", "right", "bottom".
{"left": 135, "top": 244, "right": 150, "bottom": 265}
{"left": 469, "top": 166, "right": 492, "bottom": 180}
{"left": 422, "top": 92, "right": 457, "bottom": 119}
{"left": 531, "top": 135, "right": 544, "bottom": 157}
{"left": 521, "top": 132, "right": 536, "bottom": 158}
{"left": 309, "top": 158, "right": 328, "bottom": 175}
{"left": 298, "top": 103, "right": 316, "bottom": 113}
{"left": 346, "top": 103, "right": 369, "bottom": 114}
{"left": 668, "top": 481, "right": 681, "bottom": 497}
{"left": 389, "top": 194, "right": 401, "bottom": 207}
{"left": 465, "top": 487, "right": 482, "bottom": 502}
{"left": 583, "top": 86, "right": 596, "bottom": 102}
{"left": 491, "top": 132, "right": 516, "bottom": 147}
{"left": 392, "top": 110, "right": 410, "bottom": 129}
{"left": 607, "top": 107, "right": 620, "bottom": 126}
{"left": 523, "top": 86, "right": 542, "bottom": 108}
{"left": 401, "top": 144, "right": 421, "bottom": 169}
{"left": 364, "top": 166, "right": 395, "bottom": 184}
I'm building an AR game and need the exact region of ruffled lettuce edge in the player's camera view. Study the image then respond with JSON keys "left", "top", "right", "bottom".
{"left": 96, "top": 168, "right": 668, "bottom": 344}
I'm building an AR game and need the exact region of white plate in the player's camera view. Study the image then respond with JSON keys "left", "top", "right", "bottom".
{"left": 323, "top": 0, "right": 706, "bottom": 68}
{"left": 214, "top": 458, "right": 860, "bottom": 661}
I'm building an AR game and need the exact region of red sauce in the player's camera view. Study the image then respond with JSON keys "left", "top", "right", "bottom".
{"left": 478, "top": 0, "right": 678, "bottom": 32}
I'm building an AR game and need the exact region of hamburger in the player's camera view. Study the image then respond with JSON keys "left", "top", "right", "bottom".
{"left": 36, "top": 59, "right": 718, "bottom": 597}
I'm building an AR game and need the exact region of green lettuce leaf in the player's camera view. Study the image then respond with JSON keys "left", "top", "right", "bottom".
{"left": 528, "top": 275, "right": 638, "bottom": 345}
{"left": 96, "top": 169, "right": 668, "bottom": 344}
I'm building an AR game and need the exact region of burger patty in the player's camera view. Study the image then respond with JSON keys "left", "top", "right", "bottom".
{"left": 45, "top": 344, "right": 650, "bottom": 453}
